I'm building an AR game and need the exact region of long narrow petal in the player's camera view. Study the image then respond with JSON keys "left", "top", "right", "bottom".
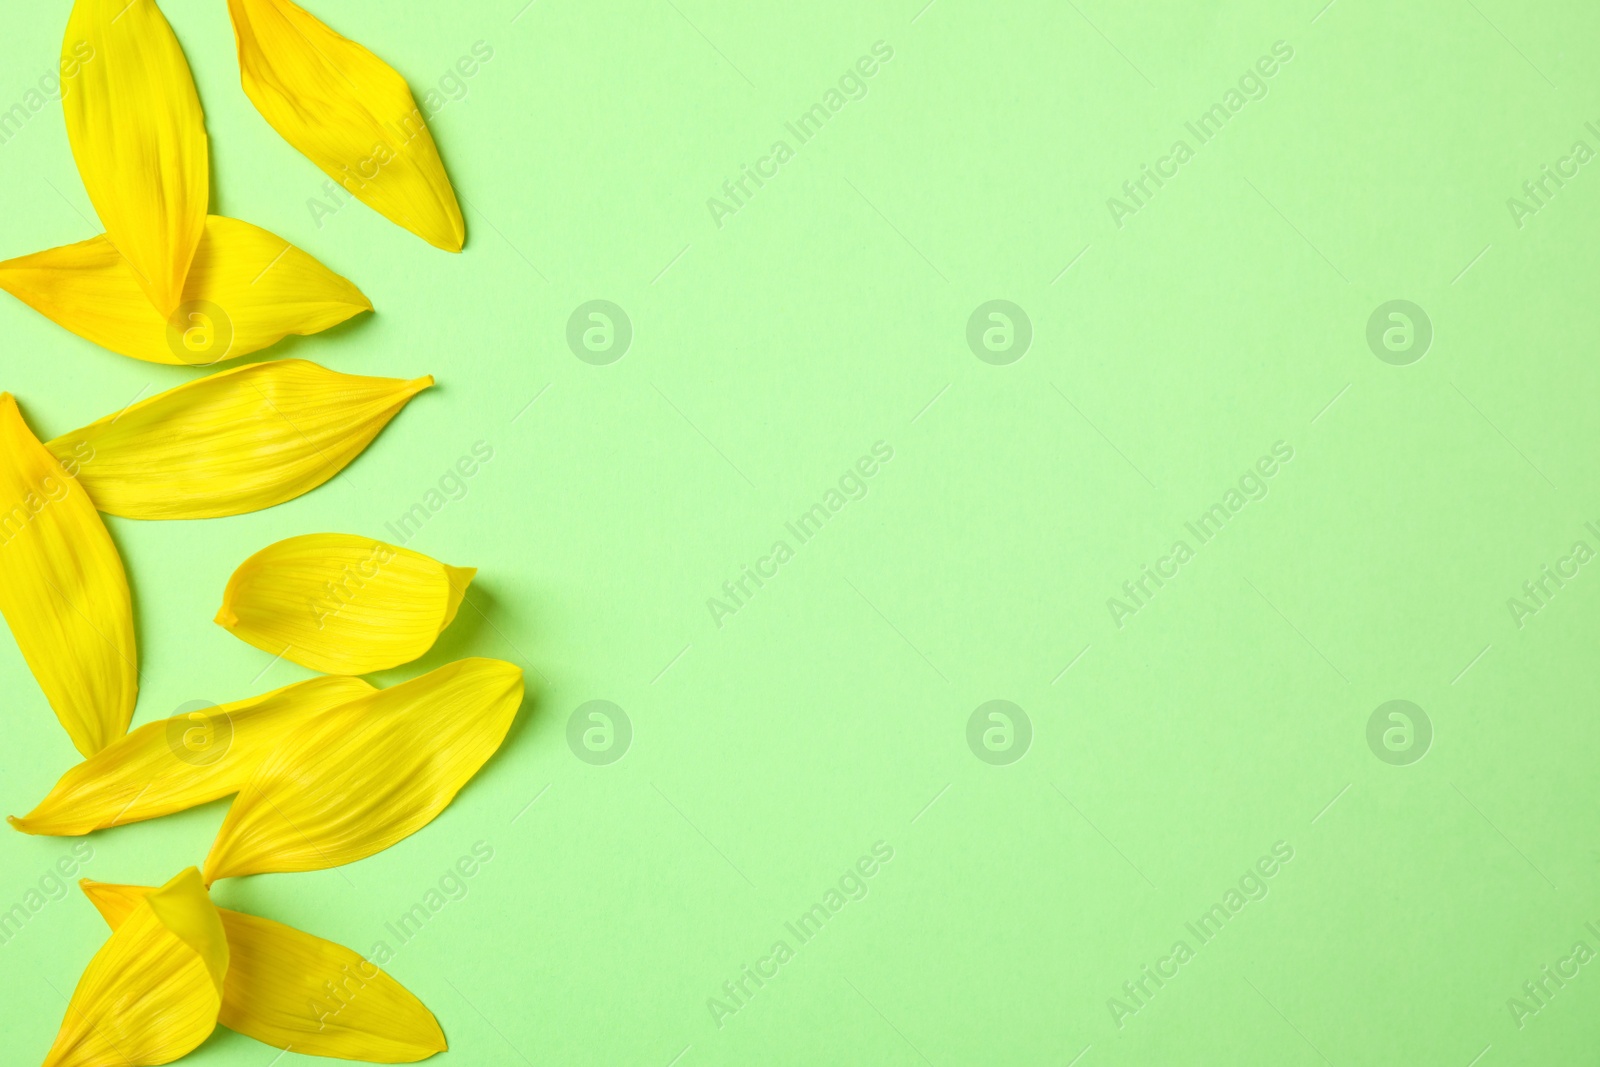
{"left": 217, "top": 534, "right": 474, "bottom": 675}
{"left": 0, "top": 394, "right": 135, "bottom": 757}
{"left": 229, "top": 0, "right": 464, "bottom": 251}
{"left": 43, "top": 868, "right": 226, "bottom": 1067}
{"left": 82, "top": 881, "right": 447, "bottom": 1063}
{"left": 62, "top": 0, "right": 208, "bottom": 314}
{"left": 45, "top": 360, "right": 432, "bottom": 520}
{"left": 204, "top": 658, "right": 522, "bottom": 883}
{"left": 11, "top": 676, "right": 374, "bottom": 836}
{"left": 0, "top": 217, "right": 371, "bottom": 366}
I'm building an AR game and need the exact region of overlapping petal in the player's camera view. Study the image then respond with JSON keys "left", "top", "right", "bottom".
{"left": 229, "top": 0, "right": 465, "bottom": 252}
{"left": 204, "top": 658, "right": 523, "bottom": 883}
{"left": 83, "top": 880, "right": 447, "bottom": 1063}
{"left": 0, "top": 394, "right": 136, "bottom": 758}
{"left": 45, "top": 359, "right": 432, "bottom": 520}
{"left": 42, "top": 869, "right": 226, "bottom": 1067}
{"left": 11, "top": 676, "right": 375, "bottom": 837}
{"left": 61, "top": 0, "right": 208, "bottom": 315}
{"left": 217, "top": 534, "right": 475, "bottom": 675}
{"left": 0, "top": 216, "right": 371, "bottom": 366}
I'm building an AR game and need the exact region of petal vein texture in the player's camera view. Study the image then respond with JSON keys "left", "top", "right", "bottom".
{"left": 0, "top": 217, "right": 371, "bottom": 366}
{"left": 46, "top": 360, "right": 432, "bottom": 520}
{"left": 62, "top": 0, "right": 209, "bottom": 315}
{"left": 217, "top": 533, "right": 475, "bottom": 674}
{"left": 42, "top": 868, "right": 226, "bottom": 1067}
{"left": 11, "top": 676, "right": 374, "bottom": 836}
{"left": 0, "top": 394, "right": 135, "bottom": 758}
{"left": 82, "top": 880, "right": 447, "bottom": 1062}
{"left": 229, "top": 0, "right": 465, "bottom": 251}
{"left": 204, "top": 658, "right": 523, "bottom": 883}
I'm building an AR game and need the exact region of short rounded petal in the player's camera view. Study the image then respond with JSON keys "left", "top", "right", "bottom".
{"left": 217, "top": 534, "right": 475, "bottom": 674}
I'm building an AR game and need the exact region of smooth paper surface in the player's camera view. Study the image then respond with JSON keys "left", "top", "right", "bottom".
{"left": 2, "top": 1, "right": 1598, "bottom": 1064}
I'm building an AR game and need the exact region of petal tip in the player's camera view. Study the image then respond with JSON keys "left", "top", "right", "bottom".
{"left": 215, "top": 605, "right": 239, "bottom": 628}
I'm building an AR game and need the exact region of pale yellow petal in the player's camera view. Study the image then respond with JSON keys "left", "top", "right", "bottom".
{"left": 229, "top": 0, "right": 464, "bottom": 251}
{"left": 216, "top": 534, "right": 475, "bottom": 674}
{"left": 83, "top": 881, "right": 447, "bottom": 1063}
{"left": 43, "top": 869, "right": 225, "bottom": 1067}
{"left": 62, "top": 0, "right": 208, "bottom": 315}
{"left": 10, "top": 676, "right": 374, "bottom": 836}
{"left": 45, "top": 359, "right": 432, "bottom": 520}
{"left": 204, "top": 658, "right": 523, "bottom": 883}
{"left": 0, "top": 394, "right": 135, "bottom": 758}
{"left": 0, "top": 217, "right": 371, "bottom": 366}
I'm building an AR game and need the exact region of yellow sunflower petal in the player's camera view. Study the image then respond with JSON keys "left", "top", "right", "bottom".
{"left": 62, "top": 0, "right": 208, "bottom": 315}
{"left": 78, "top": 879, "right": 147, "bottom": 928}
{"left": 229, "top": 0, "right": 464, "bottom": 252}
{"left": 83, "top": 881, "right": 447, "bottom": 1063}
{"left": 43, "top": 868, "right": 226, "bottom": 1067}
{"left": 10, "top": 676, "right": 374, "bottom": 837}
{"left": 216, "top": 534, "right": 475, "bottom": 675}
{"left": 0, "top": 394, "right": 135, "bottom": 758}
{"left": 45, "top": 359, "right": 432, "bottom": 520}
{"left": 0, "top": 216, "right": 371, "bottom": 366}
{"left": 204, "top": 658, "right": 522, "bottom": 883}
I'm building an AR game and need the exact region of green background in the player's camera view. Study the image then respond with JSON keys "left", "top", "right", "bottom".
{"left": 2, "top": 0, "right": 1599, "bottom": 1063}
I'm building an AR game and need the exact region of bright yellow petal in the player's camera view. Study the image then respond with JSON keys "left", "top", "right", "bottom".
{"left": 216, "top": 534, "right": 475, "bottom": 675}
{"left": 0, "top": 216, "right": 371, "bottom": 366}
{"left": 0, "top": 394, "right": 135, "bottom": 758}
{"left": 43, "top": 868, "right": 226, "bottom": 1067}
{"left": 83, "top": 880, "right": 447, "bottom": 1063}
{"left": 79, "top": 878, "right": 148, "bottom": 928}
{"left": 62, "top": 0, "right": 208, "bottom": 315}
{"left": 45, "top": 360, "right": 432, "bottom": 520}
{"left": 229, "top": 0, "right": 464, "bottom": 252}
{"left": 204, "top": 658, "right": 523, "bottom": 883}
{"left": 10, "top": 676, "right": 374, "bottom": 836}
